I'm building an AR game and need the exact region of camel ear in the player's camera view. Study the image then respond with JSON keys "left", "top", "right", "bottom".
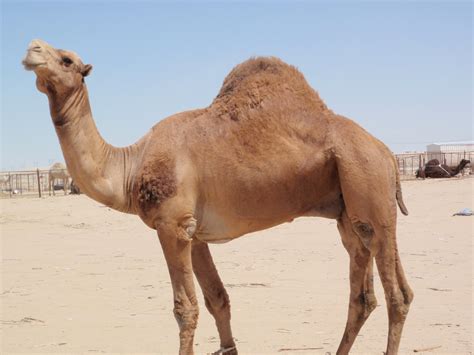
{"left": 82, "top": 64, "right": 93, "bottom": 77}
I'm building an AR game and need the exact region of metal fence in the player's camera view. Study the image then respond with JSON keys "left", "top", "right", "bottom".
{"left": 0, "top": 169, "right": 69, "bottom": 198}
{"left": 1, "top": 152, "right": 472, "bottom": 197}
{"left": 396, "top": 151, "right": 473, "bottom": 179}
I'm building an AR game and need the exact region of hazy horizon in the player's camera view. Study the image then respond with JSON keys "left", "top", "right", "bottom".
{"left": 2, "top": 1, "right": 472, "bottom": 171}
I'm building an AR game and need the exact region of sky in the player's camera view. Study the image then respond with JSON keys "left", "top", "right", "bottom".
{"left": 1, "top": 0, "right": 472, "bottom": 171}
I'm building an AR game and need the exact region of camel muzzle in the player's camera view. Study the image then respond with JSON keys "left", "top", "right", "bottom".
{"left": 22, "top": 39, "right": 51, "bottom": 70}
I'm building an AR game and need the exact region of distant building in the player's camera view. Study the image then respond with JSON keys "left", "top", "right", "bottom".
{"left": 427, "top": 141, "right": 474, "bottom": 153}
{"left": 426, "top": 141, "right": 473, "bottom": 166}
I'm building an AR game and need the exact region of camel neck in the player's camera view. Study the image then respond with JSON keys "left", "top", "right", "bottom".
{"left": 48, "top": 84, "right": 137, "bottom": 213}
{"left": 452, "top": 162, "right": 465, "bottom": 176}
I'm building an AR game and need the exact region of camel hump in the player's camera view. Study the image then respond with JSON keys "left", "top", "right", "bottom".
{"left": 211, "top": 57, "right": 328, "bottom": 121}
{"left": 216, "top": 57, "right": 297, "bottom": 99}
{"left": 50, "top": 162, "right": 66, "bottom": 170}
{"left": 214, "top": 57, "right": 321, "bottom": 101}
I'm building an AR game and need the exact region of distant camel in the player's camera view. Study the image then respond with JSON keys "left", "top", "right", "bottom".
{"left": 416, "top": 159, "right": 470, "bottom": 178}
{"left": 49, "top": 162, "right": 70, "bottom": 195}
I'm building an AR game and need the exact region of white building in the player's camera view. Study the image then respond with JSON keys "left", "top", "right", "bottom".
{"left": 426, "top": 141, "right": 474, "bottom": 166}
{"left": 427, "top": 141, "right": 474, "bottom": 153}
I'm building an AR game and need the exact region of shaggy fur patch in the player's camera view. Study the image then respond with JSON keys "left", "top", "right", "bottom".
{"left": 135, "top": 157, "right": 177, "bottom": 214}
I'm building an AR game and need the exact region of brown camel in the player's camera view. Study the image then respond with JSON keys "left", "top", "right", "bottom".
{"left": 416, "top": 158, "right": 470, "bottom": 178}
{"left": 48, "top": 162, "right": 70, "bottom": 195}
{"left": 23, "top": 39, "right": 413, "bottom": 355}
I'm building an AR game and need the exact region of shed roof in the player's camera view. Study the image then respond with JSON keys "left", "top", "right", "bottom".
{"left": 429, "top": 141, "right": 474, "bottom": 146}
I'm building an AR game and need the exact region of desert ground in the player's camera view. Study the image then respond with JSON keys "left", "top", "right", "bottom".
{"left": 1, "top": 177, "right": 472, "bottom": 354}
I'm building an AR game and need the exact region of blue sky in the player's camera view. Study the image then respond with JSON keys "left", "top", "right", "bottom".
{"left": 1, "top": 1, "right": 472, "bottom": 170}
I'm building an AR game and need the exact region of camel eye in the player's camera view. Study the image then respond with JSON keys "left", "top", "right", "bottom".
{"left": 62, "top": 57, "right": 73, "bottom": 66}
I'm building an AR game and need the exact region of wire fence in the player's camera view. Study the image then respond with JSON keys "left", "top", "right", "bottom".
{"left": 0, "top": 169, "right": 69, "bottom": 198}
{"left": 395, "top": 151, "right": 473, "bottom": 179}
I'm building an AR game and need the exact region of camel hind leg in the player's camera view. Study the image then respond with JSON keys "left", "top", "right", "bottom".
{"left": 374, "top": 224, "right": 413, "bottom": 354}
{"left": 334, "top": 140, "right": 413, "bottom": 353}
{"left": 336, "top": 211, "right": 377, "bottom": 354}
{"left": 336, "top": 207, "right": 413, "bottom": 354}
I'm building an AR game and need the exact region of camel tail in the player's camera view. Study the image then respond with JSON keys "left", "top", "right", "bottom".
{"left": 395, "top": 160, "right": 409, "bottom": 216}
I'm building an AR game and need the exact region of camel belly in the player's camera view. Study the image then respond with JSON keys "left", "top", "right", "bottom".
{"left": 194, "top": 207, "right": 296, "bottom": 244}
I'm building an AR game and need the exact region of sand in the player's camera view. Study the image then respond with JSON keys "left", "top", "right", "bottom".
{"left": 1, "top": 177, "right": 472, "bottom": 354}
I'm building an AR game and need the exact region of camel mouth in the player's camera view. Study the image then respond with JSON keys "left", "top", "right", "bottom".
{"left": 22, "top": 59, "right": 46, "bottom": 71}
{"left": 22, "top": 52, "right": 46, "bottom": 71}
{"left": 22, "top": 43, "right": 50, "bottom": 71}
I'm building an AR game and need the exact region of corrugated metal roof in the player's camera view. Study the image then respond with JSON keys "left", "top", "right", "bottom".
{"left": 429, "top": 141, "right": 474, "bottom": 146}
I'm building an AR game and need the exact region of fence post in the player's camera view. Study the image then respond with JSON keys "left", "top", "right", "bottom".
{"left": 8, "top": 172, "right": 12, "bottom": 198}
{"left": 36, "top": 169, "right": 42, "bottom": 198}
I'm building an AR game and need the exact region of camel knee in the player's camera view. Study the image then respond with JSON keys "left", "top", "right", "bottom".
{"left": 360, "top": 291, "right": 378, "bottom": 315}
{"left": 352, "top": 220, "right": 375, "bottom": 251}
{"left": 387, "top": 289, "right": 412, "bottom": 322}
{"left": 401, "top": 286, "right": 414, "bottom": 306}
{"left": 352, "top": 291, "right": 377, "bottom": 320}
{"left": 174, "top": 299, "right": 199, "bottom": 332}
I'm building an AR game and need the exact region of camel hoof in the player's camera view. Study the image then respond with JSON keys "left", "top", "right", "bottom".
{"left": 211, "top": 346, "right": 237, "bottom": 355}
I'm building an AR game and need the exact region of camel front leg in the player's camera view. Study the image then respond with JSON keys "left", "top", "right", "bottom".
{"left": 336, "top": 212, "right": 377, "bottom": 354}
{"left": 192, "top": 240, "right": 237, "bottom": 355}
{"left": 156, "top": 222, "right": 199, "bottom": 355}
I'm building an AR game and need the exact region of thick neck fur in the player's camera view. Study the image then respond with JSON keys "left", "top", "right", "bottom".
{"left": 47, "top": 83, "right": 139, "bottom": 214}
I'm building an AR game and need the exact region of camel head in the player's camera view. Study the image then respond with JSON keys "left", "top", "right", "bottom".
{"left": 22, "top": 39, "right": 92, "bottom": 97}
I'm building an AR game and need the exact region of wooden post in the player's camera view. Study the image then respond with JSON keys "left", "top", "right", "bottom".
{"left": 8, "top": 172, "right": 12, "bottom": 198}
{"left": 36, "top": 169, "right": 42, "bottom": 198}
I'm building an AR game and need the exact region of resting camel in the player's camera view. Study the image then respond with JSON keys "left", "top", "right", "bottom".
{"left": 48, "top": 162, "right": 70, "bottom": 195}
{"left": 416, "top": 158, "right": 470, "bottom": 178}
{"left": 23, "top": 39, "right": 413, "bottom": 355}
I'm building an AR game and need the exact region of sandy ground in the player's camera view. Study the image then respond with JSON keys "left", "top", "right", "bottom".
{"left": 1, "top": 177, "right": 472, "bottom": 354}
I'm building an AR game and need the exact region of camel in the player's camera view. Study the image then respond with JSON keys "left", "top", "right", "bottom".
{"left": 48, "top": 162, "right": 70, "bottom": 195}
{"left": 23, "top": 39, "right": 413, "bottom": 355}
{"left": 416, "top": 158, "right": 470, "bottom": 179}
